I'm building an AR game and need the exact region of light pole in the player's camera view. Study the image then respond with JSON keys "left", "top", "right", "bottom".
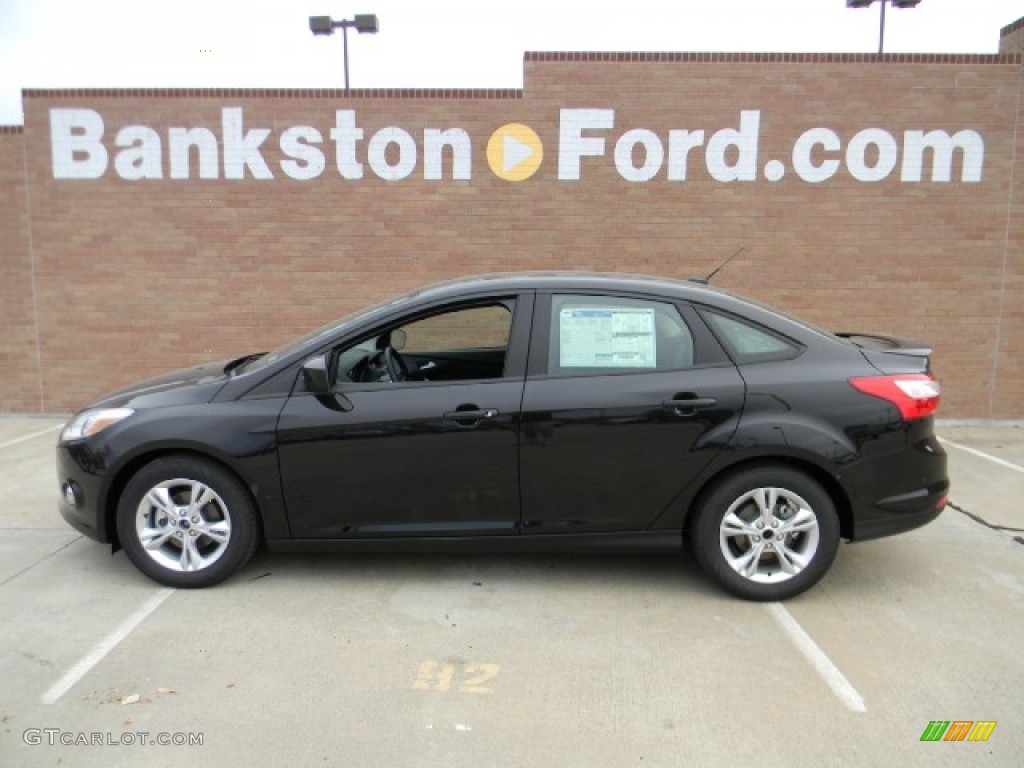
{"left": 846, "top": 0, "right": 921, "bottom": 54}
{"left": 309, "top": 14, "right": 380, "bottom": 91}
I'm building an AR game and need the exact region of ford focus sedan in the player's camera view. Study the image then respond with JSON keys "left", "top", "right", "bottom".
{"left": 57, "top": 273, "right": 947, "bottom": 600}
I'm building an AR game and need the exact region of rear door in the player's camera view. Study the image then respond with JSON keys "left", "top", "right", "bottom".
{"left": 519, "top": 291, "right": 745, "bottom": 534}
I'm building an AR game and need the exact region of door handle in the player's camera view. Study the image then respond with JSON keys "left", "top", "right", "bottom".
{"left": 443, "top": 407, "right": 499, "bottom": 424}
{"left": 661, "top": 395, "right": 717, "bottom": 415}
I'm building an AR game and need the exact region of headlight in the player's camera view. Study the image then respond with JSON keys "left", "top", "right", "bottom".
{"left": 61, "top": 408, "right": 135, "bottom": 442}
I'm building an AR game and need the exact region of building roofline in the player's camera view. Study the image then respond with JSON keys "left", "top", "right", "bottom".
{"left": 526, "top": 51, "right": 1021, "bottom": 65}
{"left": 1001, "top": 16, "right": 1024, "bottom": 37}
{"left": 16, "top": 50, "right": 1021, "bottom": 110}
{"left": 22, "top": 87, "right": 524, "bottom": 101}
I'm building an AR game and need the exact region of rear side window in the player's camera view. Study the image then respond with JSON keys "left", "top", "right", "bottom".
{"left": 549, "top": 295, "right": 695, "bottom": 375}
{"left": 703, "top": 311, "right": 800, "bottom": 363}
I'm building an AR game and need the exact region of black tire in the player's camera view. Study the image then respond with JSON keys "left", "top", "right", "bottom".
{"left": 116, "top": 456, "right": 261, "bottom": 588}
{"left": 689, "top": 466, "right": 840, "bottom": 601}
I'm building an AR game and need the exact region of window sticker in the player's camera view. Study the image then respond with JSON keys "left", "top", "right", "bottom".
{"left": 559, "top": 307, "right": 656, "bottom": 367}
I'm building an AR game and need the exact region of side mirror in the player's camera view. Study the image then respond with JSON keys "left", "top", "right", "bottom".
{"left": 301, "top": 354, "right": 331, "bottom": 393}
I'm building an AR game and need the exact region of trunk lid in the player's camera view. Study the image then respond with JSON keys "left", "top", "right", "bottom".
{"left": 835, "top": 332, "right": 933, "bottom": 375}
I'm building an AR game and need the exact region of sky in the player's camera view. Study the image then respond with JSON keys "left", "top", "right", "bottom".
{"left": 2, "top": 0, "right": 1024, "bottom": 124}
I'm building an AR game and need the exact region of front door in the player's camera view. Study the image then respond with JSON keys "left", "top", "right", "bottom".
{"left": 277, "top": 296, "right": 531, "bottom": 539}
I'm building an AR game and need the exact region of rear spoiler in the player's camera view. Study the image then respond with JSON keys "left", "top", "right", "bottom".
{"left": 834, "top": 332, "right": 932, "bottom": 358}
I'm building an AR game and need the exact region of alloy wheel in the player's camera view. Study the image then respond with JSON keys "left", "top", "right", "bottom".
{"left": 134, "top": 478, "right": 233, "bottom": 573}
{"left": 718, "top": 486, "right": 820, "bottom": 584}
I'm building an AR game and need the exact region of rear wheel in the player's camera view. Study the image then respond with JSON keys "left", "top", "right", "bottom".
{"left": 116, "top": 456, "right": 261, "bottom": 588}
{"left": 690, "top": 466, "right": 839, "bottom": 601}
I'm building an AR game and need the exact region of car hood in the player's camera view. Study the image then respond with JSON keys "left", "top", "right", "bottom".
{"left": 86, "top": 360, "right": 233, "bottom": 410}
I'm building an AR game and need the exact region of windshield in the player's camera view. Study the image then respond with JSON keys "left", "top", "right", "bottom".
{"left": 235, "top": 289, "right": 420, "bottom": 374}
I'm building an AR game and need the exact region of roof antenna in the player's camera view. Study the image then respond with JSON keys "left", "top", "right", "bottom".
{"left": 690, "top": 247, "right": 744, "bottom": 285}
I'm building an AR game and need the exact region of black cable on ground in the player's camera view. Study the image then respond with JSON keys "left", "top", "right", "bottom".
{"left": 947, "top": 501, "right": 1024, "bottom": 537}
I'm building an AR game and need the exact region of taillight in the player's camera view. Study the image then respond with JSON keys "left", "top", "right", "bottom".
{"left": 849, "top": 374, "right": 941, "bottom": 421}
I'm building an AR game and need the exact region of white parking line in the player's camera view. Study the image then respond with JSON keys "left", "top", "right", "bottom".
{"left": 0, "top": 424, "right": 62, "bottom": 450}
{"left": 939, "top": 437, "right": 1024, "bottom": 474}
{"left": 41, "top": 588, "right": 174, "bottom": 705}
{"left": 766, "top": 602, "right": 866, "bottom": 713}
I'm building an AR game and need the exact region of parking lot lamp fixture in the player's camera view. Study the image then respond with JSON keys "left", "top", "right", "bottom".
{"left": 846, "top": 0, "right": 921, "bottom": 54}
{"left": 309, "top": 14, "right": 380, "bottom": 91}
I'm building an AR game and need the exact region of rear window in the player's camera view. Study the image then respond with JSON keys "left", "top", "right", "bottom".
{"left": 704, "top": 287, "right": 839, "bottom": 341}
{"left": 703, "top": 310, "right": 801, "bottom": 363}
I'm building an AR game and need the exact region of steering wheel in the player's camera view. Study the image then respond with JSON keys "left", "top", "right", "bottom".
{"left": 382, "top": 346, "right": 410, "bottom": 382}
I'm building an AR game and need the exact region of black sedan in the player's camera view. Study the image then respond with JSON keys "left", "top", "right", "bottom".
{"left": 57, "top": 273, "right": 947, "bottom": 600}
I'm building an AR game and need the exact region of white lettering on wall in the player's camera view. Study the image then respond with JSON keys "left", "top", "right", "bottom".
{"left": 367, "top": 127, "right": 417, "bottom": 180}
{"left": 667, "top": 130, "right": 705, "bottom": 181}
{"left": 792, "top": 128, "right": 841, "bottom": 184}
{"left": 280, "top": 126, "right": 326, "bottom": 181}
{"left": 558, "top": 109, "right": 615, "bottom": 181}
{"left": 47, "top": 106, "right": 987, "bottom": 186}
{"left": 114, "top": 126, "right": 162, "bottom": 180}
{"left": 169, "top": 127, "right": 219, "bottom": 180}
{"left": 222, "top": 107, "right": 272, "bottom": 180}
{"left": 706, "top": 110, "right": 760, "bottom": 182}
{"left": 614, "top": 129, "right": 664, "bottom": 182}
{"left": 424, "top": 129, "right": 471, "bottom": 180}
{"left": 331, "top": 110, "right": 364, "bottom": 180}
{"left": 50, "top": 109, "right": 108, "bottom": 179}
{"left": 846, "top": 129, "right": 899, "bottom": 182}
{"left": 901, "top": 129, "right": 984, "bottom": 183}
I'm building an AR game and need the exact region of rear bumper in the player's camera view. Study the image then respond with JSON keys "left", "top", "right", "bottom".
{"left": 850, "top": 491, "right": 946, "bottom": 541}
{"left": 840, "top": 432, "right": 949, "bottom": 542}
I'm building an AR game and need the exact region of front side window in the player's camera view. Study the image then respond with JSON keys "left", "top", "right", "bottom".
{"left": 548, "top": 295, "right": 694, "bottom": 375}
{"left": 335, "top": 301, "right": 515, "bottom": 384}
{"left": 401, "top": 304, "right": 511, "bottom": 354}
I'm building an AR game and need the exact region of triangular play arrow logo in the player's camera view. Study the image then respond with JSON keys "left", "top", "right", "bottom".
{"left": 503, "top": 134, "right": 534, "bottom": 173}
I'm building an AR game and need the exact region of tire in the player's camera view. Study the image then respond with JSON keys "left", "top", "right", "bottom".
{"left": 689, "top": 466, "right": 840, "bottom": 601}
{"left": 116, "top": 456, "right": 261, "bottom": 588}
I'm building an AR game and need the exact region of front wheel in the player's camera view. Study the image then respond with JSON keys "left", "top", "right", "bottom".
{"left": 116, "top": 456, "right": 261, "bottom": 588}
{"left": 690, "top": 466, "right": 840, "bottom": 601}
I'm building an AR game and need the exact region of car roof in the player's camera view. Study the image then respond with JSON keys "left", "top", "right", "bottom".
{"left": 402, "top": 271, "right": 837, "bottom": 346}
{"left": 408, "top": 271, "right": 725, "bottom": 303}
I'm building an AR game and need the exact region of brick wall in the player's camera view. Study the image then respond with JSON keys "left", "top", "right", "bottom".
{"left": 1000, "top": 17, "right": 1024, "bottom": 55}
{"left": 6, "top": 51, "right": 1024, "bottom": 418}
{"left": 0, "top": 127, "right": 42, "bottom": 412}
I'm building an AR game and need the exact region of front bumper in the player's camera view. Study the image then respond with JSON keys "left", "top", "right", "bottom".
{"left": 56, "top": 441, "right": 112, "bottom": 543}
